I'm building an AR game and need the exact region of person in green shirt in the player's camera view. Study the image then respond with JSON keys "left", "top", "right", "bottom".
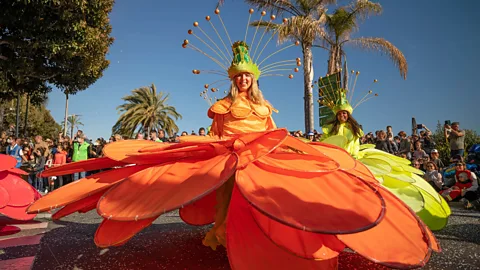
{"left": 72, "top": 135, "right": 90, "bottom": 181}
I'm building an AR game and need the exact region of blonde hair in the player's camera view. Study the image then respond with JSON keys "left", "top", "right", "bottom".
{"left": 226, "top": 75, "right": 265, "bottom": 105}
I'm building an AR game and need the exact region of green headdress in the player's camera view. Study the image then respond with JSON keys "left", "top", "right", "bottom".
{"left": 318, "top": 70, "right": 379, "bottom": 126}
{"left": 181, "top": 7, "right": 302, "bottom": 106}
{"left": 228, "top": 41, "right": 260, "bottom": 79}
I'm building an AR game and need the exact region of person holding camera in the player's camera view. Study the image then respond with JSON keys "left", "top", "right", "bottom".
{"left": 444, "top": 121, "right": 465, "bottom": 159}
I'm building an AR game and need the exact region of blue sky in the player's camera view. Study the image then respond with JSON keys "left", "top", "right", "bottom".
{"left": 46, "top": 0, "right": 480, "bottom": 140}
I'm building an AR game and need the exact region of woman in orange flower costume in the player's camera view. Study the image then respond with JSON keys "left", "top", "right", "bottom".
{"left": 29, "top": 8, "right": 439, "bottom": 269}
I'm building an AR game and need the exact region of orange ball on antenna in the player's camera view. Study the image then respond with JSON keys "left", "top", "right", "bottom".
{"left": 215, "top": 9, "right": 220, "bottom": 14}
{"left": 206, "top": 16, "right": 211, "bottom": 21}
{"left": 261, "top": 11, "right": 266, "bottom": 16}
{"left": 193, "top": 22, "right": 199, "bottom": 27}
{"left": 249, "top": 9, "right": 254, "bottom": 14}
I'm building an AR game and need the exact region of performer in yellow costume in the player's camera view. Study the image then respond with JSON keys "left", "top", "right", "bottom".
{"left": 28, "top": 8, "right": 440, "bottom": 269}
{"left": 316, "top": 72, "right": 451, "bottom": 231}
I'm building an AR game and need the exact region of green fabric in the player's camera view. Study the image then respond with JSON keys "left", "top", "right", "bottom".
{"left": 318, "top": 125, "right": 451, "bottom": 231}
{"left": 72, "top": 142, "right": 90, "bottom": 162}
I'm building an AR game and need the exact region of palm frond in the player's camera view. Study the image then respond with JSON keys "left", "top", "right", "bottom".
{"left": 349, "top": 37, "right": 408, "bottom": 79}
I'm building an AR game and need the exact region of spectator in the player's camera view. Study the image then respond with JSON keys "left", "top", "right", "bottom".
{"left": 54, "top": 144, "right": 67, "bottom": 188}
{"left": 387, "top": 133, "right": 398, "bottom": 154}
{"left": 181, "top": 131, "right": 188, "bottom": 136}
{"left": 307, "top": 131, "right": 314, "bottom": 141}
{"left": 430, "top": 149, "right": 445, "bottom": 172}
{"left": 158, "top": 130, "right": 168, "bottom": 142}
{"left": 413, "top": 141, "right": 429, "bottom": 161}
{"left": 6, "top": 137, "right": 24, "bottom": 168}
{"left": 375, "top": 130, "right": 393, "bottom": 154}
{"left": 72, "top": 135, "right": 90, "bottom": 181}
{"left": 136, "top": 133, "right": 144, "bottom": 140}
{"left": 150, "top": 130, "right": 162, "bottom": 142}
{"left": 423, "top": 161, "right": 443, "bottom": 192}
{"left": 199, "top": 127, "right": 206, "bottom": 136}
{"left": 444, "top": 121, "right": 465, "bottom": 158}
{"left": 34, "top": 135, "right": 49, "bottom": 157}
{"left": 27, "top": 147, "right": 46, "bottom": 193}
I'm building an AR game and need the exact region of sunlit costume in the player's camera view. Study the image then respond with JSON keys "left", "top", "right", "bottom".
{"left": 29, "top": 8, "right": 440, "bottom": 269}
{"left": 316, "top": 71, "right": 451, "bottom": 231}
{"left": 0, "top": 155, "right": 41, "bottom": 221}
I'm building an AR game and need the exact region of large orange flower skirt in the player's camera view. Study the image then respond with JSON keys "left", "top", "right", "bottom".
{"left": 28, "top": 129, "right": 439, "bottom": 269}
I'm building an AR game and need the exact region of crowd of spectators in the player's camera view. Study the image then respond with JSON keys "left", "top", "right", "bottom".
{"left": 1, "top": 121, "right": 478, "bottom": 210}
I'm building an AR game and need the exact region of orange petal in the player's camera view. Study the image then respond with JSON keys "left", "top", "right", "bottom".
{"left": 308, "top": 141, "right": 356, "bottom": 170}
{"left": 0, "top": 205, "right": 36, "bottom": 220}
{"left": 0, "top": 155, "right": 17, "bottom": 171}
{"left": 27, "top": 165, "right": 150, "bottom": 213}
{"left": 251, "top": 203, "right": 345, "bottom": 260}
{"left": 226, "top": 185, "right": 339, "bottom": 270}
{"left": 41, "top": 157, "right": 127, "bottom": 177}
{"left": 236, "top": 162, "right": 384, "bottom": 233}
{"left": 94, "top": 217, "right": 157, "bottom": 248}
{"left": 178, "top": 135, "right": 221, "bottom": 143}
{"left": 52, "top": 192, "right": 104, "bottom": 220}
{"left": 179, "top": 191, "right": 216, "bottom": 226}
{"left": 125, "top": 144, "right": 229, "bottom": 165}
{"left": 256, "top": 152, "right": 339, "bottom": 175}
{"left": 98, "top": 154, "right": 237, "bottom": 220}
{"left": 102, "top": 140, "right": 160, "bottom": 162}
{"left": 337, "top": 186, "right": 434, "bottom": 268}
{"left": 234, "top": 129, "right": 289, "bottom": 168}
{"left": 0, "top": 172, "right": 35, "bottom": 207}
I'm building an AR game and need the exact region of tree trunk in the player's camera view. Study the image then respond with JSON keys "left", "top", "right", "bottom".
{"left": 343, "top": 59, "right": 348, "bottom": 90}
{"left": 0, "top": 101, "right": 4, "bottom": 131}
{"left": 327, "top": 45, "right": 342, "bottom": 75}
{"left": 71, "top": 120, "right": 74, "bottom": 139}
{"left": 63, "top": 92, "right": 69, "bottom": 137}
{"left": 23, "top": 94, "right": 29, "bottom": 137}
{"left": 302, "top": 44, "right": 314, "bottom": 133}
{"left": 15, "top": 90, "right": 20, "bottom": 137}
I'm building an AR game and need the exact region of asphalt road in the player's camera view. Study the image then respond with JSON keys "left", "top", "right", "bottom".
{"left": 4, "top": 203, "right": 480, "bottom": 270}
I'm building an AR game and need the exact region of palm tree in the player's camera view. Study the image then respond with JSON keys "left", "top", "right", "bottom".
{"left": 317, "top": 0, "right": 407, "bottom": 87}
{"left": 112, "top": 84, "right": 182, "bottom": 138}
{"left": 61, "top": 114, "right": 84, "bottom": 138}
{"left": 240, "top": 0, "right": 334, "bottom": 134}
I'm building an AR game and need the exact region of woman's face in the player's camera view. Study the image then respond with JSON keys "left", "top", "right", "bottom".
{"left": 456, "top": 163, "right": 464, "bottom": 171}
{"left": 426, "top": 163, "right": 435, "bottom": 172}
{"left": 336, "top": 111, "right": 349, "bottom": 123}
{"left": 235, "top": 73, "right": 253, "bottom": 92}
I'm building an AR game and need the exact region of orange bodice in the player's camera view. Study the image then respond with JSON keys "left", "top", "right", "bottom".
{"left": 207, "top": 96, "right": 277, "bottom": 137}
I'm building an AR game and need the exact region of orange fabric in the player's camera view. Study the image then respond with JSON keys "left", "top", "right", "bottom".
{"left": 27, "top": 165, "right": 150, "bottom": 213}
{"left": 236, "top": 162, "right": 383, "bottom": 233}
{"left": 208, "top": 96, "right": 276, "bottom": 137}
{"left": 102, "top": 140, "right": 158, "bottom": 162}
{"left": 226, "top": 185, "right": 339, "bottom": 270}
{"left": 41, "top": 157, "right": 127, "bottom": 177}
{"left": 52, "top": 191, "right": 104, "bottom": 220}
{"left": 179, "top": 191, "right": 216, "bottom": 225}
{"left": 94, "top": 216, "right": 158, "bottom": 248}
{"left": 251, "top": 204, "right": 345, "bottom": 260}
{"left": 337, "top": 185, "right": 433, "bottom": 268}
{"left": 97, "top": 154, "right": 237, "bottom": 221}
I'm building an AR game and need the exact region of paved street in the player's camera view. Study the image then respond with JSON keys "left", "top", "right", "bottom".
{"left": 1, "top": 203, "right": 479, "bottom": 270}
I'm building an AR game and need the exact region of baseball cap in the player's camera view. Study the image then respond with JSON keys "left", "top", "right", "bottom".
{"left": 431, "top": 149, "right": 438, "bottom": 153}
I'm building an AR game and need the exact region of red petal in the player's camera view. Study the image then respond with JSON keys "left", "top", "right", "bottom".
{"left": 179, "top": 191, "right": 216, "bottom": 226}
{"left": 98, "top": 154, "right": 237, "bottom": 220}
{"left": 0, "top": 205, "right": 36, "bottom": 220}
{"left": 52, "top": 192, "right": 104, "bottom": 220}
{"left": 94, "top": 217, "right": 157, "bottom": 248}
{"left": 41, "top": 157, "right": 127, "bottom": 177}
{"left": 337, "top": 186, "right": 434, "bottom": 268}
{"left": 0, "top": 155, "right": 17, "bottom": 171}
{"left": 226, "top": 185, "right": 339, "bottom": 270}
{"left": 0, "top": 172, "right": 35, "bottom": 207}
{"left": 251, "top": 204, "right": 345, "bottom": 260}
{"left": 0, "top": 185, "right": 10, "bottom": 208}
{"left": 27, "top": 165, "right": 150, "bottom": 213}
{"left": 6, "top": 168, "right": 28, "bottom": 176}
{"left": 236, "top": 162, "right": 384, "bottom": 233}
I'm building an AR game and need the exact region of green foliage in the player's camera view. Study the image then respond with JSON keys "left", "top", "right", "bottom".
{"left": 0, "top": 0, "right": 114, "bottom": 97}
{"left": 1, "top": 94, "right": 61, "bottom": 139}
{"left": 112, "top": 84, "right": 182, "bottom": 138}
